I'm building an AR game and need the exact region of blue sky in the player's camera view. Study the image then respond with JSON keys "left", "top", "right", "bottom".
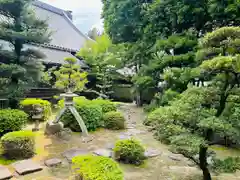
{"left": 40, "top": 0, "right": 103, "bottom": 33}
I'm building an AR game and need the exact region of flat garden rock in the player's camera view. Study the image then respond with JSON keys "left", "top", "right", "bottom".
{"left": 12, "top": 160, "right": 43, "bottom": 175}
{"left": 144, "top": 149, "right": 162, "bottom": 158}
{"left": 106, "top": 143, "right": 115, "bottom": 150}
{"left": 93, "top": 149, "right": 112, "bottom": 158}
{"left": 44, "top": 158, "right": 62, "bottom": 167}
{"left": 0, "top": 166, "right": 12, "bottom": 180}
{"left": 162, "top": 166, "right": 200, "bottom": 175}
{"left": 128, "top": 129, "right": 146, "bottom": 135}
{"left": 62, "top": 148, "right": 88, "bottom": 161}
{"left": 168, "top": 154, "right": 184, "bottom": 161}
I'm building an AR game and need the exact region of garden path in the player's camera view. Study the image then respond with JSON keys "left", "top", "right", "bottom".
{"left": 11, "top": 104, "right": 240, "bottom": 180}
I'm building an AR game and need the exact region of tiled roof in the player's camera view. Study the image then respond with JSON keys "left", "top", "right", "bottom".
{"left": 32, "top": 0, "right": 90, "bottom": 51}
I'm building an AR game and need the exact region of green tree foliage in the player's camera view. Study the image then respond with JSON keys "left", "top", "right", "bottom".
{"left": 148, "top": 27, "right": 240, "bottom": 180}
{"left": 87, "top": 27, "right": 101, "bottom": 40}
{"left": 77, "top": 34, "right": 124, "bottom": 99}
{"left": 102, "top": 0, "right": 240, "bottom": 107}
{"left": 72, "top": 155, "right": 123, "bottom": 180}
{"left": 0, "top": 0, "right": 50, "bottom": 107}
{"left": 54, "top": 57, "right": 88, "bottom": 92}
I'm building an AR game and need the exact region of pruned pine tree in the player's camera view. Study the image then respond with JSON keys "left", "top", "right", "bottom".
{"left": 0, "top": 0, "right": 51, "bottom": 108}
{"left": 54, "top": 57, "right": 88, "bottom": 93}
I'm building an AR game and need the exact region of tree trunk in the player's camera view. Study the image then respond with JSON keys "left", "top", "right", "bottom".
{"left": 199, "top": 146, "right": 212, "bottom": 180}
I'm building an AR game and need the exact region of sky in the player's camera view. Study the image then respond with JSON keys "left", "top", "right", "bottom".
{"left": 40, "top": 0, "right": 103, "bottom": 33}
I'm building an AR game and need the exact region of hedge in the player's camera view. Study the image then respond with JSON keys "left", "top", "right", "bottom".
{"left": 0, "top": 109, "right": 28, "bottom": 135}
{"left": 1, "top": 131, "right": 35, "bottom": 159}
{"left": 103, "top": 111, "right": 125, "bottom": 130}
{"left": 58, "top": 97, "right": 117, "bottom": 132}
{"left": 72, "top": 155, "right": 123, "bottom": 180}
{"left": 114, "top": 138, "right": 145, "bottom": 165}
{"left": 20, "top": 98, "right": 52, "bottom": 121}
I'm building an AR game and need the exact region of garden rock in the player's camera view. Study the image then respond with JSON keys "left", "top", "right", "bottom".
{"left": 162, "top": 166, "right": 200, "bottom": 175}
{"left": 93, "top": 149, "right": 112, "bottom": 158}
{"left": 56, "top": 128, "right": 72, "bottom": 141}
{"left": 45, "top": 121, "right": 64, "bottom": 135}
{"left": 144, "top": 149, "right": 162, "bottom": 158}
{"left": 106, "top": 143, "right": 115, "bottom": 150}
{"left": 0, "top": 166, "right": 12, "bottom": 180}
{"left": 44, "top": 158, "right": 62, "bottom": 167}
{"left": 63, "top": 148, "right": 88, "bottom": 161}
{"left": 168, "top": 154, "right": 184, "bottom": 161}
{"left": 12, "top": 160, "right": 43, "bottom": 175}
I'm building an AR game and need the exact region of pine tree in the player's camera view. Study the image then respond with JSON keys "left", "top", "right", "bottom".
{"left": 54, "top": 57, "right": 88, "bottom": 93}
{"left": 0, "top": 0, "right": 50, "bottom": 108}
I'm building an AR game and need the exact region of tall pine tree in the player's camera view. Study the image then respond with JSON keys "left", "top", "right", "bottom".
{"left": 0, "top": 0, "right": 50, "bottom": 108}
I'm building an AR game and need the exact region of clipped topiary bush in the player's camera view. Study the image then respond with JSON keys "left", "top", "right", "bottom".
{"left": 1, "top": 131, "right": 35, "bottom": 159}
{"left": 60, "top": 103, "right": 103, "bottom": 132}
{"left": 0, "top": 109, "right": 28, "bottom": 135}
{"left": 212, "top": 157, "right": 240, "bottom": 173}
{"left": 20, "top": 98, "right": 52, "bottom": 121}
{"left": 92, "top": 99, "right": 117, "bottom": 113}
{"left": 103, "top": 111, "right": 125, "bottom": 130}
{"left": 58, "top": 97, "right": 117, "bottom": 132}
{"left": 72, "top": 155, "right": 123, "bottom": 180}
{"left": 114, "top": 138, "right": 145, "bottom": 165}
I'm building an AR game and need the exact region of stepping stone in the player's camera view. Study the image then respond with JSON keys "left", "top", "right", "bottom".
{"left": 106, "top": 143, "right": 115, "bottom": 150}
{"left": 168, "top": 154, "right": 184, "bottom": 161}
{"left": 12, "top": 160, "right": 43, "bottom": 175}
{"left": 118, "top": 134, "right": 131, "bottom": 140}
{"left": 93, "top": 149, "right": 112, "bottom": 158}
{"left": 62, "top": 148, "right": 88, "bottom": 161}
{"left": 44, "top": 158, "right": 62, "bottom": 167}
{"left": 144, "top": 149, "right": 162, "bottom": 158}
{"left": 128, "top": 129, "right": 146, "bottom": 135}
{"left": 0, "top": 166, "right": 12, "bottom": 180}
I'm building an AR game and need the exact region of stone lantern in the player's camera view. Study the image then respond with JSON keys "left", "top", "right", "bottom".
{"left": 45, "top": 91, "right": 89, "bottom": 140}
{"left": 32, "top": 105, "right": 43, "bottom": 132}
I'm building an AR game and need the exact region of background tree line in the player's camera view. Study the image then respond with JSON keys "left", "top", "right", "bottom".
{"left": 101, "top": 1, "right": 240, "bottom": 180}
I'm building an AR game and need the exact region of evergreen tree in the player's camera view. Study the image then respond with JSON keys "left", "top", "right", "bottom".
{"left": 0, "top": 0, "right": 50, "bottom": 108}
{"left": 54, "top": 57, "right": 88, "bottom": 93}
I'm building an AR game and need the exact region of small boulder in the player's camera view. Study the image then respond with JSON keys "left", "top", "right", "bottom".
{"left": 44, "top": 158, "right": 62, "bottom": 167}
{"left": 144, "top": 149, "right": 162, "bottom": 158}
{"left": 168, "top": 154, "right": 184, "bottom": 161}
{"left": 56, "top": 128, "right": 72, "bottom": 141}
{"left": 45, "top": 121, "right": 64, "bottom": 135}
{"left": 93, "top": 149, "right": 112, "bottom": 158}
{"left": 62, "top": 148, "right": 88, "bottom": 161}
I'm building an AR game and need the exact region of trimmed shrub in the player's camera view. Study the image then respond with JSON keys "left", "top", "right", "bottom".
{"left": 61, "top": 104, "right": 103, "bottom": 132}
{"left": 20, "top": 98, "right": 52, "bottom": 121}
{"left": 213, "top": 157, "right": 240, "bottom": 173}
{"left": 103, "top": 111, "right": 125, "bottom": 130}
{"left": 92, "top": 99, "right": 117, "bottom": 113}
{"left": 58, "top": 97, "right": 117, "bottom": 132}
{"left": 114, "top": 138, "right": 145, "bottom": 165}
{"left": 1, "top": 131, "right": 35, "bottom": 159}
{"left": 0, "top": 109, "right": 28, "bottom": 135}
{"left": 72, "top": 155, "right": 123, "bottom": 180}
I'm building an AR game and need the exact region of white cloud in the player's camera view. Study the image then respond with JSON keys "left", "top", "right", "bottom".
{"left": 40, "top": 0, "right": 103, "bottom": 33}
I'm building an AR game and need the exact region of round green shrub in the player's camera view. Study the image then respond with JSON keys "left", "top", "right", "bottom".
{"left": 1, "top": 131, "right": 35, "bottom": 159}
{"left": 92, "top": 99, "right": 117, "bottom": 113}
{"left": 20, "top": 98, "right": 52, "bottom": 121}
{"left": 103, "top": 111, "right": 125, "bottom": 130}
{"left": 114, "top": 138, "right": 145, "bottom": 165}
{"left": 61, "top": 104, "right": 103, "bottom": 132}
{"left": 0, "top": 109, "right": 28, "bottom": 135}
{"left": 72, "top": 155, "right": 123, "bottom": 180}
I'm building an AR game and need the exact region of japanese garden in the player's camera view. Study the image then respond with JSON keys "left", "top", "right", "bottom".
{"left": 0, "top": 0, "right": 239, "bottom": 180}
